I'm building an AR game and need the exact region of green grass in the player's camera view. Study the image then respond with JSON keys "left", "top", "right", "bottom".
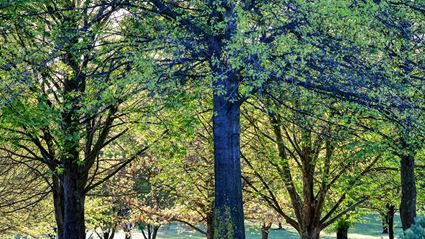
{"left": 108, "top": 214, "right": 403, "bottom": 239}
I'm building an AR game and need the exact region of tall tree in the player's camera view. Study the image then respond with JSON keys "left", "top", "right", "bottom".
{"left": 0, "top": 1, "right": 162, "bottom": 238}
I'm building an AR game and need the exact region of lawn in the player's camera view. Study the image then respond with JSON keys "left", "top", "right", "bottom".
{"left": 106, "top": 214, "right": 403, "bottom": 239}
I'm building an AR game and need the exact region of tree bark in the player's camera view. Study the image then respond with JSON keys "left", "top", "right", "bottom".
{"left": 300, "top": 229, "right": 320, "bottom": 239}
{"left": 261, "top": 223, "right": 271, "bottom": 239}
{"left": 152, "top": 225, "right": 160, "bottom": 239}
{"left": 206, "top": 211, "right": 215, "bottom": 239}
{"left": 336, "top": 227, "right": 348, "bottom": 239}
{"left": 382, "top": 214, "right": 388, "bottom": 234}
{"left": 52, "top": 175, "right": 64, "bottom": 239}
{"left": 212, "top": 75, "right": 245, "bottom": 239}
{"left": 400, "top": 154, "right": 416, "bottom": 230}
{"left": 62, "top": 75, "right": 86, "bottom": 239}
{"left": 63, "top": 162, "right": 86, "bottom": 239}
{"left": 386, "top": 204, "right": 395, "bottom": 239}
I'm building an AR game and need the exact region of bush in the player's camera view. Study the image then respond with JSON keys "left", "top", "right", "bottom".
{"left": 401, "top": 216, "right": 425, "bottom": 239}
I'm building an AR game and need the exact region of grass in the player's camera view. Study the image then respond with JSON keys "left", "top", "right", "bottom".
{"left": 107, "top": 214, "right": 403, "bottom": 239}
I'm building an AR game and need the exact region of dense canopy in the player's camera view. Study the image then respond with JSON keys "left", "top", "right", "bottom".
{"left": 0, "top": 0, "right": 424, "bottom": 239}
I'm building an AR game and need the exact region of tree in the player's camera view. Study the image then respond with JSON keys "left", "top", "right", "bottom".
{"left": 0, "top": 1, "right": 163, "bottom": 238}
{"left": 241, "top": 90, "right": 388, "bottom": 239}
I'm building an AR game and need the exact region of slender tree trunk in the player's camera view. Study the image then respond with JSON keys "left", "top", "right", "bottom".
{"left": 206, "top": 211, "right": 215, "bottom": 239}
{"left": 152, "top": 225, "right": 160, "bottom": 239}
{"left": 52, "top": 175, "right": 64, "bottom": 239}
{"left": 278, "top": 221, "right": 283, "bottom": 230}
{"left": 382, "top": 214, "right": 388, "bottom": 234}
{"left": 387, "top": 204, "right": 395, "bottom": 239}
{"left": 261, "top": 223, "right": 271, "bottom": 239}
{"left": 212, "top": 76, "right": 245, "bottom": 239}
{"left": 400, "top": 154, "right": 416, "bottom": 230}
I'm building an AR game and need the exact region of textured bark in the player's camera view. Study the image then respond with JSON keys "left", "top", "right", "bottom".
{"left": 62, "top": 69, "right": 86, "bottom": 239}
{"left": 213, "top": 76, "right": 245, "bottom": 239}
{"left": 300, "top": 229, "right": 320, "bottom": 239}
{"left": 63, "top": 162, "right": 86, "bottom": 239}
{"left": 400, "top": 154, "right": 416, "bottom": 230}
{"left": 52, "top": 175, "right": 64, "bottom": 239}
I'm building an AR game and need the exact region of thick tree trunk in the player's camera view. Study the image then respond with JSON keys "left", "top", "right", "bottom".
{"left": 387, "top": 204, "right": 395, "bottom": 239}
{"left": 400, "top": 154, "right": 416, "bottom": 230}
{"left": 336, "top": 227, "right": 348, "bottom": 239}
{"left": 300, "top": 229, "right": 320, "bottom": 239}
{"left": 212, "top": 76, "right": 245, "bottom": 239}
{"left": 335, "top": 219, "right": 350, "bottom": 239}
{"left": 52, "top": 175, "right": 64, "bottom": 239}
{"left": 63, "top": 163, "right": 86, "bottom": 239}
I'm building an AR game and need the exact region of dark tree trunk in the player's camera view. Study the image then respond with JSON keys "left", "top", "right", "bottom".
{"left": 141, "top": 224, "right": 160, "bottom": 239}
{"left": 387, "top": 204, "right": 395, "bottom": 239}
{"left": 206, "top": 211, "right": 214, "bottom": 239}
{"left": 212, "top": 76, "right": 245, "bottom": 239}
{"left": 261, "top": 228, "right": 269, "bottom": 239}
{"left": 382, "top": 214, "right": 388, "bottom": 234}
{"left": 52, "top": 175, "right": 64, "bottom": 239}
{"left": 400, "top": 154, "right": 416, "bottom": 230}
{"left": 278, "top": 221, "right": 283, "bottom": 230}
{"left": 335, "top": 219, "right": 350, "bottom": 239}
{"left": 336, "top": 227, "right": 348, "bottom": 239}
{"left": 261, "top": 223, "right": 271, "bottom": 239}
{"left": 152, "top": 225, "right": 160, "bottom": 239}
{"left": 300, "top": 229, "right": 320, "bottom": 239}
{"left": 63, "top": 162, "right": 86, "bottom": 239}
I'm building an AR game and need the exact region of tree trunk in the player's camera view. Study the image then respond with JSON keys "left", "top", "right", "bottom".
{"left": 336, "top": 227, "right": 348, "bottom": 239}
{"left": 300, "top": 229, "right": 320, "bottom": 239}
{"left": 400, "top": 154, "right": 416, "bottom": 230}
{"left": 261, "top": 223, "right": 271, "bottom": 239}
{"left": 152, "top": 225, "right": 160, "bottom": 239}
{"left": 382, "top": 214, "right": 388, "bottom": 234}
{"left": 336, "top": 219, "right": 350, "bottom": 239}
{"left": 63, "top": 163, "right": 86, "bottom": 239}
{"left": 52, "top": 175, "right": 64, "bottom": 239}
{"left": 212, "top": 76, "right": 245, "bottom": 239}
{"left": 387, "top": 204, "right": 395, "bottom": 239}
{"left": 206, "top": 211, "right": 215, "bottom": 239}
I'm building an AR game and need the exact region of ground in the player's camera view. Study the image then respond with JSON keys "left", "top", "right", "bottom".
{"left": 100, "top": 214, "right": 403, "bottom": 239}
